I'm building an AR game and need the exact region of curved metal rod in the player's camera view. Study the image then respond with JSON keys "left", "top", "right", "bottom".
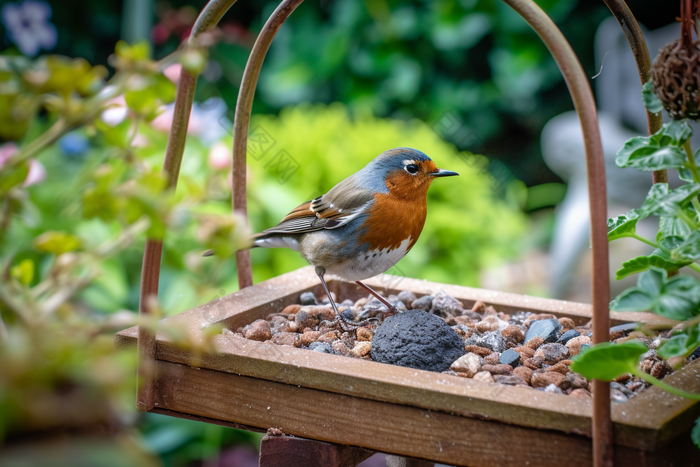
{"left": 500, "top": 1, "right": 612, "bottom": 466}
{"left": 232, "top": 0, "right": 305, "bottom": 289}
{"left": 603, "top": 0, "right": 666, "bottom": 184}
{"left": 137, "top": 0, "right": 239, "bottom": 412}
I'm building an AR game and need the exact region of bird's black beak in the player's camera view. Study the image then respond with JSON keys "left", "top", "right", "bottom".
{"left": 431, "top": 168, "right": 459, "bottom": 177}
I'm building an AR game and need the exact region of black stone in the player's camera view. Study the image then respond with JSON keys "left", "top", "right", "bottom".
{"left": 689, "top": 346, "right": 700, "bottom": 361}
{"left": 525, "top": 318, "right": 562, "bottom": 344}
{"left": 370, "top": 309, "right": 465, "bottom": 372}
{"left": 411, "top": 295, "right": 434, "bottom": 312}
{"left": 309, "top": 342, "right": 333, "bottom": 353}
{"left": 556, "top": 329, "right": 581, "bottom": 345}
{"left": 299, "top": 292, "right": 318, "bottom": 306}
{"left": 341, "top": 309, "right": 354, "bottom": 322}
{"left": 609, "top": 323, "right": 638, "bottom": 334}
{"left": 499, "top": 349, "right": 521, "bottom": 368}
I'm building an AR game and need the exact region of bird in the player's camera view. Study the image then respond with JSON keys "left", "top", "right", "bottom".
{"left": 212, "top": 147, "right": 458, "bottom": 328}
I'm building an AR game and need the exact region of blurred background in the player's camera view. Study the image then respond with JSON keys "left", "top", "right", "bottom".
{"left": 0, "top": 0, "right": 686, "bottom": 465}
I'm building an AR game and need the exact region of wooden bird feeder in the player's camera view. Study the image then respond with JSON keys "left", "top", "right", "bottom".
{"left": 117, "top": 0, "right": 700, "bottom": 465}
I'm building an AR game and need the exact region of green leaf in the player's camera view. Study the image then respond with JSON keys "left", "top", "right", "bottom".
{"left": 607, "top": 211, "right": 639, "bottom": 242}
{"left": 692, "top": 417, "right": 700, "bottom": 448}
{"left": 180, "top": 49, "right": 207, "bottom": 75}
{"left": 672, "top": 230, "right": 700, "bottom": 260}
{"left": 642, "top": 80, "right": 664, "bottom": 114}
{"left": 658, "top": 215, "right": 692, "bottom": 242}
{"left": 616, "top": 139, "right": 686, "bottom": 171}
{"left": 10, "top": 258, "right": 34, "bottom": 285}
{"left": 615, "top": 253, "right": 690, "bottom": 279}
{"left": 658, "top": 325, "right": 700, "bottom": 359}
{"left": 570, "top": 340, "right": 648, "bottom": 381}
{"left": 0, "top": 161, "right": 30, "bottom": 193}
{"left": 659, "top": 235, "right": 684, "bottom": 251}
{"left": 153, "top": 74, "right": 176, "bottom": 104}
{"left": 638, "top": 183, "right": 700, "bottom": 217}
{"left": 613, "top": 268, "right": 700, "bottom": 319}
{"left": 32, "top": 231, "right": 82, "bottom": 255}
{"left": 662, "top": 119, "right": 693, "bottom": 144}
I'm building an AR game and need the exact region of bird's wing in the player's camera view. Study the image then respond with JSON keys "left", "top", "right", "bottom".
{"left": 255, "top": 177, "right": 375, "bottom": 237}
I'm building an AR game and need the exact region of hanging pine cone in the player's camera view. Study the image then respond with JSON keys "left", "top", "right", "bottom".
{"left": 651, "top": 38, "right": 700, "bottom": 120}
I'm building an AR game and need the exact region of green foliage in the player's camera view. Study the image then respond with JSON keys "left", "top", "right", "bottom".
{"left": 642, "top": 80, "right": 664, "bottom": 114}
{"left": 607, "top": 210, "right": 639, "bottom": 241}
{"left": 658, "top": 325, "right": 700, "bottom": 359}
{"left": 570, "top": 340, "right": 648, "bottom": 381}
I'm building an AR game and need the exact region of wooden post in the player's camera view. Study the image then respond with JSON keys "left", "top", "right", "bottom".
{"left": 259, "top": 433, "right": 375, "bottom": 467}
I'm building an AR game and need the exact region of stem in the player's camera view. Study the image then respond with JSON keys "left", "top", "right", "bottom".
{"left": 631, "top": 367, "right": 700, "bottom": 400}
{"left": 688, "top": 263, "right": 700, "bottom": 274}
{"left": 683, "top": 139, "right": 700, "bottom": 183}
{"left": 630, "top": 233, "right": 658, "bottom": 248}
{"left": 678, "top": 209, "right": 698, "bottom": 230}
{"left": 501, "top": 1, "right": 610, "bottom": 465}
{"left": 12, "top": 117, "right": 69, "bottom": 163}
{"left": 232, "top": 0, "right": 305, "bottom": 290}
{"left": 602, "top": 0, "right": 666, "bottom": 184}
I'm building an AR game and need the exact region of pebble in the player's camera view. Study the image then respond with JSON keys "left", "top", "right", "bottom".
{"left": 476, "top": 320, "right": 499, "bottom": 333}
{"left": 557, "top": 317, "right": 576, "bottom": 332}
{"left": 523, "top": 356, "right": 544, "bottom": 370}
{"left": 544, "top": 361, "right": 571, "bottom": 375}
{"left": 300, "top": 331, "right": 322, "bottom": 346}
{"left": 556, "top": 329, "right": 580, "bottom": 345}
{"left": 282, "top": 304, "right": 302, "bottom": 314}
{"left": 493, "top": 374, "right": 528, "bottom": 386}
{"left": 371, "top": 309, "right": 465, "bottom": 372}
{"left": 244, "top": 320, "right": 272, "bottom": 341}
{"left": 332, "top": 340, "right": 351, "bottom": 356}
{"left": 535, "top": 343, "right": 569, "bottom": 365}
{"left": 513, "top": 346, "right": 535, "bottom": 359}
{"left": 474, "top": 331, "right": 507, "bottom": 353}
{"left": 508, "top": 311, "right": 532, "bottom": 325}
{"left": 411, "top": 295, "right": 434, "bottom": 312}
{"left": 544, "top": 384, "right": 564, "bottom": 394}
{"left": 482, "top": 364, "right": 513, "bottom": 375}
{"left": 525, "top": 318, "right": 562, "bottom": 344}
{"left": 299, "top": 292, "right": 318, "bottom": 305}
{"left": 499, "top": 349, "right": 521, "bottom": 368}
{"left": 610, "top": 388, "right": 629, "bottom": 403}
{"left": 565, "top": 335, "right": 592, "bottom": 356}
{"left": 295, "top": 310, "right": 319, "bottom": 330}
{"left": 430, "top": 290, "right": 464, "bottom": 317}
{"left": 317, "top": 331, "right": 339, "bottom": 343}
{"left": 397, "top": 290, "right": 417, "bottom": 308}
{"left": 513, "top": 366, "right": 533, "bottom": 384}
{"left": 531, "top": 370, "right": 566, "bottom": 389}
{"left": 569, "top": 388, "right": 592, "bottom": 400}
{"left": 356, "top": 327, "right": 373, "bottom": 342}
{"left": 524, "top": 336, "right": 544, "bottom": 350}
{"left": 473, "top": 371, "right": 494, "bottom": 383}
{"left": 464, "top": 345, "right": 492, "bottom": 357}
{"left": 483, "top": 352, "right": 501, "bottom": 365}
{"left": 352, "top": 341, "right": 372, "bottom": 357}
{"left": 501, "top": 325, "right": 525, "bottom": 344}
{"left": 309, "top": 342, "right": 334, "bottom": 354}
{"left": 270, "top": 332, "right": 300, "bottom": 347}
{"left": 450, "top": 353, "right": 482, "bottom": 377}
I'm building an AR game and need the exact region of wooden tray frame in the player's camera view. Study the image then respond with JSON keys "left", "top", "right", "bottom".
{"left": 118, "top": 266, "right": 700, "bottom": 466}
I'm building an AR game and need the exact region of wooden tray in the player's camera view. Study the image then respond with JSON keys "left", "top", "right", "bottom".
{"left": 116, "top": 266, "right": 700, "bottom": 466}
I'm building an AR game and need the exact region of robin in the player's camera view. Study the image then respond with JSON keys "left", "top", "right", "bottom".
{"left": 241, "top": 147, "right": 459, "bottom": 327}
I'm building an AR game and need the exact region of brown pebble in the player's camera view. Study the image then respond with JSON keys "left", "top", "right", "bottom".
{"left": 544, "top": 362, "right": 571, "bottom": 375}
{"left": 524, "top": 337, "right": 544, "bottom": 350}
{"left": 295, "top": 310, "right": 319, "bottom": 330}
{"left": 244, "top": 319, "right": 272, "bottom": 342}
{"left": 476, "top": 320, "right": 499, "bottom": 333}
{"left": 565, "top": 335, "right": 592, "bottom": 356}
{"left": 569, "top": 388, "right": 592, "bottom": 400}
{"left": 451, "top": 353, "right": 482, "bottom": 377}
{"left": 454, "top": 316, "right": 476, "bottom": 327}
{"left": 317, "top": 331, "right": 340, "bottom": 343}
{"left": 566, "top": 372, "right": 588, "bottom": 389}
{"left": 471, "top": 301, "right": 487, "bottom": 314}
{"left": 465, "top": 345, "right": 492, "bottom": 357}
{"left": 531, "top": 370, "right": 567, "bottom": 389}
{"left": 492, "top": 374, "right": 528, "bottom": 386}
{"left": 650, "top": 360, "right": 673, "bottom": 379}
{"left": 300, "top": 331, "right": 322, "bottom": 346}
{"left": 513, "top": 346, "right": 535, "bottom": 359}
{"left": 557, "top": 317, "right": 575, "bottom": 332}
{"left": 501, "top": 325, "right": 525, "bottom": 343}
{"left": 270, "top": 332, "right": 300, "bottom": 347}
{"left": 316, "top": 307, "right": 336, "bottom": 322}
{"left": 483, "top": 306, "right": 498, "bottom": 316}
{"left": 352, "top": 341, "right": 372, "bottom": 357}
{"left": 535, "top": 343, "right": 569, "bottom": 365}
{"left": 332, "top": 340, "right": 351, "bottom": 356}
{"left": 356, "top": 327, "right": 373, "bottom": 341}
{"left": 513, "top": 366, "right": 533, "bottom": 384}
{"left": 497, "top": 312, "right": 511, "bottom": 322}
{"left": 282, "top": 304, "right": 301, "bottom": 314}
{"left": 523, "top": 356, "right": 543, "bottom": 370}
{"left": 613, "top": 373, "right": 631, "bottom": 384}
{"left": 473, "top": 371, "right": 494, "bottom": 383}
{"left": 530, "top": 313, "right": 557, "bottom": 321}
{"left": 483, "top": 352, "right": 501, "bottom": 365}
{"left": 482, "top": 364, "right": 513, "bottom": 375}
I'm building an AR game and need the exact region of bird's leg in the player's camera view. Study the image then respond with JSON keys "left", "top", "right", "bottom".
{"left": 315, "top": 267, "right": 376, "bottom": 332}
{"left": 355, "top": 280, "right": 398, "bottom": 315}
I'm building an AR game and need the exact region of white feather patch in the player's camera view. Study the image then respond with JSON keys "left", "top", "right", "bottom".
{"left": 254, "top": 236, "right": 301, "bottom": 252}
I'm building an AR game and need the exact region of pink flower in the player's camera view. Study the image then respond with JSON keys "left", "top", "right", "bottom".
{"left": 208, "top": 142, "right": 230, "bottom": 170}
{"left": 163, "top": 63, "right": 182, "bottom": 84}
{"left": 0, "top": 142, "right": 19, "bottom": 165}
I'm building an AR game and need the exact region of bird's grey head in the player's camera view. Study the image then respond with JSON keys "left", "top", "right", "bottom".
{"left": 355, "top": 147, "right": 457, "bottom": 192}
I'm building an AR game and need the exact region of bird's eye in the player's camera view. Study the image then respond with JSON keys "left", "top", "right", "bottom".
{"left": 405, "top": 164, "right": 419, "bottom": 174}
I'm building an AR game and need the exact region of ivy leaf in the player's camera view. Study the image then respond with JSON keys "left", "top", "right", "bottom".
{"left": 607, "top": 210, "right": 639, "bottom": 242}
{"left": 616, "top": 120, "right": 693, "bottom": 171}
{"left": 638, "top": 183, "right": 700, "bottom": 217}
{"left": 658, "top": 325, "right": 700, "bottom": 359}
{"left": 570, "top": 340, "right": 648, "bottom": 381}
{"left": 615, "top": 252, "right": 690, "bottom": 279}
{"left": 32, "top": 231, "right": 82, "bottom": 255}
{"left": 642, "top": 80, "right": 664, "bottom": 114}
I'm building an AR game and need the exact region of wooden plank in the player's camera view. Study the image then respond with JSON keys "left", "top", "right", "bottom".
{"left": 259, "top": 434, "right": 374, "bottom": 467}
{"left": 115, "top": 266, "right": 696, "bottom": 452}
{"left": 153, "top": 360, "right": 699, "bottom": 467}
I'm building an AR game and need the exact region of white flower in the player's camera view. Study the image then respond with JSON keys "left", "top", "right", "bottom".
{"left": 1, "top": 1, "right": 57, "bottom": 57}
